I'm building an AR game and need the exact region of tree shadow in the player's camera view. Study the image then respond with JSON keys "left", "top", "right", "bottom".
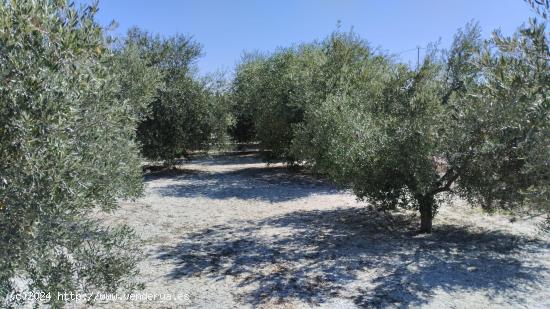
{"left": 149, "top": 165, "right": 340, "bottom": 203}
{"left": 143, "top": 167, "right": 207, "bottom": 181}
{"left": 189, "top": 152, "right": 272, "bottom": 166}
{"left": 157, "top": 207, "right": 549, "bottom": 307}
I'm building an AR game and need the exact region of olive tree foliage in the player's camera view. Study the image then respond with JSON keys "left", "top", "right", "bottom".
{"left": 294, "top": 55, "right": 443, "bottom": 233}
{"left": 124, "top": 28, "right": 232, "bottom": 163}
{"left": 202, "top": 72, "right": 235, "bottom": 148}
{"left": 111, "top": 38, "right": 163, "bottom": 123}
{"left": 292, "top": 21, "right": 549, "bottom": 233}
{"left": 524, "top": 0, "right": 549, "bottom": 19}
{"left": 291, "top": 31, "right": 393, "bottom": 168}
{"left": 0, "top": 1, "right": 155, "bottom": 305}
{"left": 231, "top": 31, "right": 378, "bottom": 161}
{"left": 231, "top": 47, "right": 322, "bottom": 160}
{"left": 229, "top": 53, "right": 263, "bottom": 144}
{"left": 445, "top": 21, "right": 549, "bottom": 211}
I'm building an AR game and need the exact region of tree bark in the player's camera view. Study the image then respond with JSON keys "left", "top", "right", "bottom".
{"left": 419, "top": 195, "right": 434, "bottom": 233}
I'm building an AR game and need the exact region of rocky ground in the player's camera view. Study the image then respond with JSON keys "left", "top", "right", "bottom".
{"left": 92, "top": 152, "right": 550, "bottom": 308}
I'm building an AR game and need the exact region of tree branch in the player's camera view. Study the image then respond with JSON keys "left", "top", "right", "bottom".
{"left": 429, "top": 171, "right": 460, "bottom": 195}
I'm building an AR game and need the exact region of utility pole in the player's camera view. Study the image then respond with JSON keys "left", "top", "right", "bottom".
{"left": 417, "top": 46, "right": 420, "bottom": 71}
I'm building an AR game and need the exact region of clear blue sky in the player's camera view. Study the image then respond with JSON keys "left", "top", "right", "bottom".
{"left": 89, "top": 0, "right": 537, "bottom": 75}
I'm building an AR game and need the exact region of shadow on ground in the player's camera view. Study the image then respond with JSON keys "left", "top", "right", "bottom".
{"left": 157, "top": 207, "right": 549, "bottom": 307}
{"left": 189, "top": 152, "right": 271, "bottom": 166}
{"left": 147, "top": 164, "right": 340, "bottom": 203}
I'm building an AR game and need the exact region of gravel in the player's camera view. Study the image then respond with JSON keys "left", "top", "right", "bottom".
{"left": 91, "top": 153, "right": 550, "bottom": 308}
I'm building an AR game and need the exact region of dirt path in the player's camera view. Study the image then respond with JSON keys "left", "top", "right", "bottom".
{"left": 94, "top": 153, "right": 550, "bottom": 308}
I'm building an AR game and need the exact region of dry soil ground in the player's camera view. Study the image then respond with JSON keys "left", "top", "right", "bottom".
{"left": 92, "top": 152, "right": 550, "bottom": 308}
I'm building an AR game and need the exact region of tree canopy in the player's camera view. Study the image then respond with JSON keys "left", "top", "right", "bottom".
{"left": 124, "top": 28, "right": 233, "bottom": 163}
{"left": 0, "top": 1, "right": 148, "bottom": 304}
{"left": 233, "top": 22, "right": 550, "bottom": 233}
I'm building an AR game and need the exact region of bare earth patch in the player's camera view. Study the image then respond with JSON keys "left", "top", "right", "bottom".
{"left": 93, "top": 153, "right": 550, "bottom": 308}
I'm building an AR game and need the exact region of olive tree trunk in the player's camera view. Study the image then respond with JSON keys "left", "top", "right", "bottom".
{"left": 419, "top": 195, "right": 434, "bottom": 233}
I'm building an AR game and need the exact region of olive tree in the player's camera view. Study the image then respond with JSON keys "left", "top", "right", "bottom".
{"left": 230, "top": 53, "right": 265, "bottom": 144}
{"left": 291, "top": 31, "right": 392, "bottom": 169}
{"left": 232, "top": 48, "right": 320, "bottom": 161}
{"left": 293, "top": 21, "right": 549, "bottom": 233}
{"left": 455, "top": 20, "right": 549, "bottom": 216}
{"left": 232, "top": 30, "right": 374, "bottom": 162}
{"left": 125, "top": 28, "right": 232, "bottom": 164}
{"left": 0, "top": 1, "right": 155, "bottom": 305}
